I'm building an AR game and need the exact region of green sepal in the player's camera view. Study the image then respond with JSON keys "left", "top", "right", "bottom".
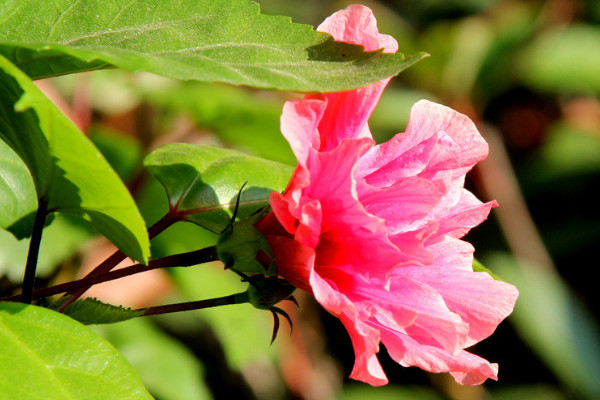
{"left": 244, "top": 275, "right": 297, "bottom": 343}
{"left": 246, "top": 276, "right": 296, "bottom": 311}
{"left": 217, "top": 207, "right": 276, "bottom": 276}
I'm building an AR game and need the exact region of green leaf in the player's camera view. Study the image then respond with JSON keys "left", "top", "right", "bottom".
{"left": 0, "top": 302, "right": 152, "bottom": 399}
{"left": 51, "top": 297, "right": 143, "bottom": 325}
{"left": 489, "top": 253, "right": 600, "bottom": 398}
{"left": 472, "top": 258, "right": 503, "bottom": 281}
{"left": 0, "top": 55, "right": 149, "bottom": 263}
{"left": 0, "top": 138, "right": 37, "bottom": 231}
{"left": 0, "top": 0, "right": 426, "bottom": 92}
{"left": 144, "top": 143, "right": 293, "bottom": 233}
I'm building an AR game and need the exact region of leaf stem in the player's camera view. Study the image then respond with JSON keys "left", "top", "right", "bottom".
{"left": 2, "top": 246, "right": 218, "bottom": 302}
{"left": 139, "top": 292, "right": 249, "bottom": 317}
{"left": 21, "top": 199, "right": 48, "bottom": 304}
{"left": 59, "top": 212, "right": 179, "bottom": 311}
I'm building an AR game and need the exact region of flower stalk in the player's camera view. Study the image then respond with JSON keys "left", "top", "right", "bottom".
{"left": 138, "top": 292, "right": 249, "bottom": 317}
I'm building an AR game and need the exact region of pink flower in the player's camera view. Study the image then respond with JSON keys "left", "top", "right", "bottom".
{"left": 256, "top": 5, "right": 518, "bottom": 386}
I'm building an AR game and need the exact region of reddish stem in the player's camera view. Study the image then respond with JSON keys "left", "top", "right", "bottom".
{"left": 58, "top": 212, "right": 179, "bottom": 311}
{"left": 2, "top": 246, "right": 217, "bottom": 302}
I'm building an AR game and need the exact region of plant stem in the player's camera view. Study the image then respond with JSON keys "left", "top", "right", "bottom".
{"left": 2, "top": 246, "right": 218, "bottom": 302}
{"left": 21, "top": 199, "right": 48, "bottom": 304}
{"left": 59, "top": 212, "right": 179, "bottom": 311}
{"left": 139, "top": 292, "right": 249, "bottom": 317}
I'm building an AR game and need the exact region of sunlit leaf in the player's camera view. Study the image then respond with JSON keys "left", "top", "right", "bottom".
{"left": 0, "top": 0, "right": 425, "bottom": 92}
{"left": 0, "top": 55, "right": 149, "bottom": 263}
{"left": 0, "top": 139, "right": 36, "bottom": 231}
{"left": 0, "top": 302, "right": 152, "bottom": 399}
{"left": 144, "top": 143, "right": 292, "bottom": 233}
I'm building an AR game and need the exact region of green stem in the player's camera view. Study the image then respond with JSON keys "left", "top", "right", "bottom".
{"left": 21, "top": 199, "right": 48, "bottom": 304}
{"left": 139, "top": 292, "right": 249, "bottom": 317}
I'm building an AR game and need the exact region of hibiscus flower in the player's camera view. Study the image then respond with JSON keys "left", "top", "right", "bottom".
{"left": 255, "top": 5, "right": 518, "bottom": 386}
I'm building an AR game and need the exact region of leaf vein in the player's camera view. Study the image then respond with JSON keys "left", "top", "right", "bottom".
{"left": 61, "top": 15, "right": 214, "bottom": 46}
{"left": 48, "top": 0, "right": 84, "bottom": 40}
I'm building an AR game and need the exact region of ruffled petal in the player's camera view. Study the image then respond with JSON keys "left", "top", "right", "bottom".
{"left": 310, "top": 271, "right": 388, "bottom": 386}
{"left": 308, "top": 5, "right": 398, "bottom": 151}
{"left": 259, "top": 5, "right": 515, "bottom": 388}
{"left": 280, "top": 99, "right": 325, "bottom": 166}
{"left": 358, "top": 176, "right": 443, "bottom": 235}
{"left": 394, "top": 266, "right": 519, "bottom": 346}
{"left": 317, "top": 4, "right": 398, "bottom": 52}
{"left": 380, "top": 327, "right": 499, "bottom": 385}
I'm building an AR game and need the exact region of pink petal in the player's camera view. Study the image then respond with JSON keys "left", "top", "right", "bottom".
{"left": 355, "top": 276, "right": 470, "bottom": 355}
{"left": 433, "top": 190, "right": 497, "bottom": 239}
{"left": 317, "top": 4, "right": 398, "bottom": 53}
{"left": 280, "top": 99, "right": 325, "bottom": 166}
{"left": 424, "top": 235, "right": 476, "bottom": 271}
{"left": 358, "top": 100, "right": 488, "bottom": 189}
{"left": 303, "top": 5, "right": 399, "bottom": 152}
{"left": 307, "top": 85, "right": 388, "bottom": 151}
{"left": 358, "top": 176, "right": 443, "bottom": 235}
{"left": 380, "top": 327, "right": 499, "bottom": 385}
{"left": 394, "top": 266, "right": 519, "bottom": 346}
{"left": 310, "top": 271, "right": 388, "bottom": 386}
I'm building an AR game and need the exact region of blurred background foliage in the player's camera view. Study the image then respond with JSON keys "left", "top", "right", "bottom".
{"left": 1, "top": 0, "right": 599, "bottom": 399}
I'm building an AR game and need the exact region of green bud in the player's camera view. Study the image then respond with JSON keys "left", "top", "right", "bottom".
{"left": 244, "top": 276, "right": 297, "bottom": 344}
{"left": 246, "top": 276, "right": 296, "bottom": 310}
{"left": 216, "top": 208, "right": 277, "bottom": 276}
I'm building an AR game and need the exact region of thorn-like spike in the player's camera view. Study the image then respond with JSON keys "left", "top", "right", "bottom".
{"left": 270, "top": 306, "right": 293, "bottom": 336}
{"left": 230, "top": 181, "right": 248, "bottom": 224}
{"left": 220, "top": 181, "right": 248, "bottom": 234}
{"left": 286, "top": 295, "right": 300, "bottom": 308}
{"left": 270, "top": 310, "right": 280, "bottom": 345}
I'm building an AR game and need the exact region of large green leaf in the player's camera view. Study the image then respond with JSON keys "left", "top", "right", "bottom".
{"left": 144, "top": 143, "right": 293, "bottom": 233}
{"left": 0, "top": 55, "right": 149, "bottom": 263}
{"left": 0, "top": 302, "right": 152, "bottom": 399}
{"left": 0, "top": 0, "right": 426, "bottom": 92}
{"left": 0, "top": 138, "right": 37, "bottom": 230}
